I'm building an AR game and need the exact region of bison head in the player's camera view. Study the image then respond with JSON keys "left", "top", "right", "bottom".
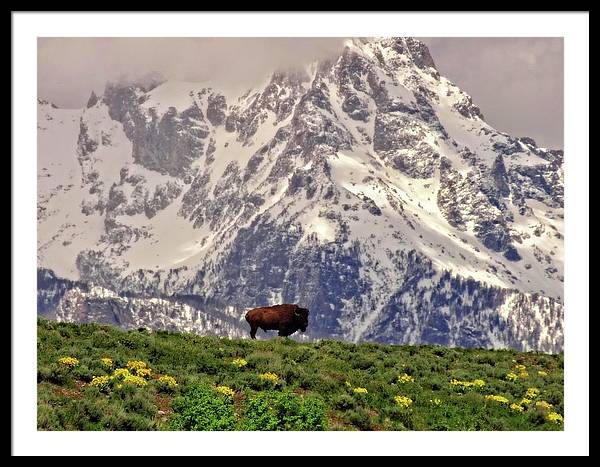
{"left": 294, "top": 307, "right": 310, "bottom": 332}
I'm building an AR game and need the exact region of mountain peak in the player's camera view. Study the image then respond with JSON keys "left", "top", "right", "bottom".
{"left": 86, "top": 91, "right": 99, "bottom": 108}
{"left": 344, "top": 37, "right": 437, "bottom": 72}
{"left": 37, "top": 37, "right": 563, "bottom": 352}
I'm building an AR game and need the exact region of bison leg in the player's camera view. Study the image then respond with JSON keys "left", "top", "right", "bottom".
{"left": 250, "top": 324, "right": 258, "bottom": 339}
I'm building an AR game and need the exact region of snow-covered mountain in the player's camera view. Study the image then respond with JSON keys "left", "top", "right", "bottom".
{"left": 37, "top": 37, "right": 564, "bottom": 352}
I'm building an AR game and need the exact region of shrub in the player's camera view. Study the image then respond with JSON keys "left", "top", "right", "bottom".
{"left": 332, "top": 394, "right": 356, "bottom": 410}
{"left": 347, "top": 408, "right": 373, "bottom": 430}
{"left": 113, "top": 412, "right": 155, "bottom": 431}
{"left": 299, "top": 397, "right": 328, "bottom": 431}
{"left": 135, "top": 368, "right": 152, "bottom": 378}
{"left": 100, "top": 357, "right": 113, "bottom": 369}
{"left": 299, "top": 373, "right": 339, "bottom": 393}
{"left": 58, "top": 357, "right": 79, "bottom": 367}
{"left": 195, "top": 353, "right": 222, "bottom": 375}
{"left": 215, "top": 385, "right": 235, "bottom": 398}
{"left": 535, "top": 400, "right": 553, "bottom": 411}
{"left": 89, "top": 375, "right": 111, "bottom": 392}
{"left": 123, "top": 374, "right": 148, "bottom": 387}
{"left": 484, "top": 395, "right": 510, "bottom": 404}
{"left": 547, "top": 412, "right": 563, "bottom": 424}
{"left": 111, "top": 382, "right": 139, "bottom": 400}
{"left": 241, "top": 391, "right": 327, "bottom": 431}
{"left": 118, "top": 335, "right": 138, "bottom": 349}
{"left": 398, "top": 373, "right": 415, "bottom": 384}
{"left": 72, "top": 362, "right": 94, "bottom": 381}
{"left": 38, "top": 404, "right": 62, "bottom": 431}
{"left": 231, "top": 358, "right": 248, "bottom": 368}
{"left": 543, "top": 388, "right": 564, "bottom": 409}
{"left": 112, "top": 368, "right": 131, "bottom": 380}
{"left": 156, "top": 375, "right": 178, "bottom": 393}
{"left": 246, "top": 353, "right": 272, "bottom": 371}
{"left": 388, "top": 405, "right": 417, "bottom": 430}
{"left": 394, "top": 395, "right": 413, "bottom": 408}
{"left": 170, "top": 385, "right": 236, "bottom": 431}
{"left": 510, "top": 403, "right": 524, "bottom": 413}
{"left": 259, "top": 372, "right": 280, "bottom": 384}
{"left": 351, "top": 354, "right": 376, "bottom": 370}
{"left": 527, "top": 408, "right": 548, "bottom": 426}
{"left": 124, "top": 392, "right": 157, "bottom": 419}
{"left": 126, "top": 360, "right": 148, "bottom": 371}
{"left": 450, "top": 379, "right": 486, "bottom": 390}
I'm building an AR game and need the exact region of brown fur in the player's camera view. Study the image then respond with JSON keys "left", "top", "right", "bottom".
{"left": 245, "top": 304, "right": 309, "bottom": 339}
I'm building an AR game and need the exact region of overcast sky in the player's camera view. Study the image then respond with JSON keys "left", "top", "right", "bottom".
{"left": 38, "top": 37, "right": 563, "bottom": 149}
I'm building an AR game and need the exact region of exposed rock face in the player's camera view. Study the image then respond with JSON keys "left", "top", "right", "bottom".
{"left": 86, "top": 91, "right": 99, "bottom": 109}
{"left": 37, "top": 37, "right": 564, "bottom": 352}
{"left": 363, "top": 270, "right": 563, "bottom": 353}
{"left": 38, "top": 269, "right": 88, "bottom": 318}
{"left": 491, "top": 154, "right": 511, "bottom": 198}
{"left": 453, "top": 94, "right": 485, "bottom": 120}
{"left": 206, "top": 93, "right": 227, "bottom": 126}
{"left": 54, "top": 285, "right": 243, "bottom": 337}
{"left": 102, "top": 84, "right": 212, "bottom": 177}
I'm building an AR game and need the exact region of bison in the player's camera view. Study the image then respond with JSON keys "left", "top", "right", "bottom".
{"left": 245, "top": 304, "right": 309, "bottom": 339}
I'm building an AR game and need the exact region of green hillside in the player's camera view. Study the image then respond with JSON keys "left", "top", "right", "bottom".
{"left": 37, "top": 318, "right": 564, "bottom": 431}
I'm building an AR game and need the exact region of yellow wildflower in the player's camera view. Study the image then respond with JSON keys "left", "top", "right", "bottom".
{"left": 345, "top": 381, "right": 352, "bottom": 387}
{"left": 525, "top": 387, "right": 541, "bottom": 399}
{"left": 519, "top": 371, "right": 529, "bottom": 379}
{"left": 430, "top": 398, "right": 442, "bottom": 406}
{"left": 547, "top": 412, "right": 563, "bottom": 424}
{"left": 510, "top": 403, "right": 524, "bottom": 412}
{"left": 397, "top": 373, "right": 415, "bottom": 384}
{"left": 100, "top": 357, "right": 113, "bottom": 368}
{"left": 394, "top": 395, "right": 413, "bottom": 408}
{"left": 450, "top": 378, "right": 485, "bottom": 389}
{"left": 353, "top": 387, "right": 368, "bottom": 394}
{"left": 514, "top": 364, "right": 526, "bottom": 372}
{"left": 123, "top": 374, "right": 148, "bottom": 387}
{"left": 215, "top": 385, "right": 235, "bottom": 398}
{"left": 535, "top": 400, "right": 553, "bottom": 411}
{"left": 157, "top": 375, "right": 178, "bottom": 388}
{"left": 126, "top": 360, "right": 147, "bottom": 371}
{"left": 112, "top": 368, "right": 131, "bottom": 380}
{"left": 260, "top": 372, "right": 280, "bottom": 384}
{"left": 520, "top": 398, "right": 533, "bottom": 406}
{"left": 506, "top": 372, "right": 518, "bottom": 382}
{"left": 538, "top": 370, "right": 548, "bottom": 377}
{"left": 485, "top": 395, "right": 510, "bottom": 404}
{"left": 58, "top": 356, "right": 79, "bottom": 367}
{"left": 90, "top": 375, "right": 111, "bottom": 390}
{"left": 135, "top": 367, "right": 152, "bottom": 378}
{"left": 231, "top": 358, "right": 248, "bottom": 368}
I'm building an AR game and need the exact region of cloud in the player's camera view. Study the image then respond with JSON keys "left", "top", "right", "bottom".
{"left": 38, "top": 37, "right": 563, "bottom": 149}
{"left": 38, "top": 37, "right": 345, "bottom": 107}
{"left": 420, "top": 37, "right": 564, "bottom": 148}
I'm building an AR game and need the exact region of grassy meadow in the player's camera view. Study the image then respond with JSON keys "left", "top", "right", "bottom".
{"left": 37, "top": 318, "right": 564, "bottom": 431}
